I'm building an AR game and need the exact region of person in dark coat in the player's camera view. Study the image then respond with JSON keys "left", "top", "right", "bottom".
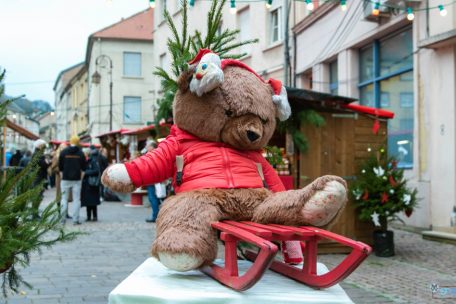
{"left": 81, "top": 147, "right": 101, "bottom": 221}
{"left": 9, "top": 149, "right": 22, "bottom": 167}
{"left": 32, "top": 139, "right": 50, "bottom": 216}
{"left": 19, "top": 150, "right": 32, "bottom": 168}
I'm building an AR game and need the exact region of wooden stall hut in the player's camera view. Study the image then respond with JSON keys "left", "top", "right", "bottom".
{"left": 95, "top": 128, "right": 131, "bottom": 164}
{"left": 284, "top": 87, "right": 394, "bottom": 252}
{"left": 122, "top": 123, "right": 172, "bottom": 158}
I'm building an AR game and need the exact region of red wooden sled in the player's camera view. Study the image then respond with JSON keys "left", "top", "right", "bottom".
{"left": 201, "top": 221, "right": 372, "bottom": 291}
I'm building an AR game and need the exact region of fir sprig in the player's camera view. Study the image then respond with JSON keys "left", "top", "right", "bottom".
{"left": 0, "top": 69, "right": 81, "bottom": 297}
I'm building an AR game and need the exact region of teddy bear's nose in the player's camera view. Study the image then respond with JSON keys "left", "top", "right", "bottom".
{"left": 246, "top": 130, "right": 260, "bottom": 142}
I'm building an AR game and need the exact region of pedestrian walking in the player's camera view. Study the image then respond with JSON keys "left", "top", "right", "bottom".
{"left": 142, "top": 140, "right": 162, "bottom": 223}
{"left": 32, "top": 139, "right": 50, "bottom": 217}
{"left": 18, "top": 150, "right": 32, "bottom": 168}
{"left": 81, "top": 146, "right": 102, "bottom": 221}
{"left": 97, "top": 146, "right": 109, "bottom": 201}
{"left": 59, "top": 135, "right": 86, "bottom": 225}
{"left": 9, "top": 149, "right": 22, "bottom": 167}
{"left": 49, "top": 143, "right": 71, "bottom": 219}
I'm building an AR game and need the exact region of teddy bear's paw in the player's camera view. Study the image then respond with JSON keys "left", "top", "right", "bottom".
{"left": 301, "top": 180, "right": 347, "bottom": 227}
{"left": 158, "top": 252, "right": 204, "bottom": 272}
{"left": 101, "top": 164, "right": 135, "bottom": 193}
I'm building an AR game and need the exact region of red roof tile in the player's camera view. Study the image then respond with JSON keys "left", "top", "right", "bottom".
{"left": 92, "top": 8, "right": 153, "bottom": 41}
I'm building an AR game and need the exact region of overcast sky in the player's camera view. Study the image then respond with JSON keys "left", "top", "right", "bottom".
{"left": 0, "top": 0, "right": 150, "bottom": 106}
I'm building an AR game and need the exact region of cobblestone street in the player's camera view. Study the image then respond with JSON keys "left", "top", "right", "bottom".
{"left": 4, "top": 189, "right": 456, "bottom": 303}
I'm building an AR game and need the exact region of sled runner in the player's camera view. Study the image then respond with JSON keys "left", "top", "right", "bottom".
{"left": 201, "top": 221, "right": 372, "bottom": 291}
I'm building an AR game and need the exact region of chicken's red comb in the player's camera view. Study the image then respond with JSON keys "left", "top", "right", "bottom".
{"left": 188, "top": 49, "right": 216, "bottom": 65}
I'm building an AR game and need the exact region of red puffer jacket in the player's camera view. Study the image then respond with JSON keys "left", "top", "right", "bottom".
{"left": 124, "top": 125, "right": 285, "bottom": 193}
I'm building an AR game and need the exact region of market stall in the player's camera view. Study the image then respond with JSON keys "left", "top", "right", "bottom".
{"left": 279, "top": 87, "right": 394, "bottom": 252}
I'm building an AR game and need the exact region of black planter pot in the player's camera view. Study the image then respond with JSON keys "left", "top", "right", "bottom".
{"left": 373, "top": 230, "right": 395, "bottom": 257}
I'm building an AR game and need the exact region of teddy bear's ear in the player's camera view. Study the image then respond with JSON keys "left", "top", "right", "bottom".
{"left": 177, "top": 64, "right": 196, "bottom": 93}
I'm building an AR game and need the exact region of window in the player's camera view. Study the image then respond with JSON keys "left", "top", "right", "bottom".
{"left": 270, "top": 7, "right": 282, "bottom": 44}
{"left": 359, "top": 28, "right": 413, "bottom": 168}
{"left": 123, "top": 52, "right": 142, "bottom": 77}
{"left": 123, "top": 96, "right": 142, "bottom": 123}
{"left": 159, "top": 53, "right": 168, "bottom": 71}
{"left": 160, "top": 0, "right": 168, "bottom": 22}
{"left": 238, "top": 9, "right": 251, "bottom": 55}
{"left": 329, "top": 60, "right": 338, "bottom": 95}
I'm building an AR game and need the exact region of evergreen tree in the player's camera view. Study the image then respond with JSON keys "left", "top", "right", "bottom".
{"left": 350, "top": 147, "right": 418, "bottom": 231}
{"left": 0, "top": 69, "right": 80, "bottom": 297}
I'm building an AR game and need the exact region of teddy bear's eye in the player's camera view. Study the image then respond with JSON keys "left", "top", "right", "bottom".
{"left": 202, "top": 63, "right": 208, "bottom": 70}
{"left": 261, "top": 118, "right": 268, "bottom": 124}
{"left": 225, "top": 110, "right": 233, "bottom": 117}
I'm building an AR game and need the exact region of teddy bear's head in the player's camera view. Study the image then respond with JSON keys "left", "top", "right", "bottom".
{"left": 172, "top": 50, "right": 291, "bottom": 151}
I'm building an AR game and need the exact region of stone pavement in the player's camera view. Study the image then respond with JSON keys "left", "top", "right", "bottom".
{"left": 4, "top": 188, "right": 456, "bottom": 304}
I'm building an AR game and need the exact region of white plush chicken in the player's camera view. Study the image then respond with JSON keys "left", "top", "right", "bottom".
{"left": 189, "top": 52, "right": 224, "bottom": 97}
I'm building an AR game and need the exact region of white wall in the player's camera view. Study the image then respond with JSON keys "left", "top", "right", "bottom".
{"left": 88, "top": 39, "right": 155, "bottom": 139}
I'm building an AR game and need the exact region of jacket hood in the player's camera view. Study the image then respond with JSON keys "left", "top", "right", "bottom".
{"left": 67, "top": 146, "right": 81, "bottom": 153}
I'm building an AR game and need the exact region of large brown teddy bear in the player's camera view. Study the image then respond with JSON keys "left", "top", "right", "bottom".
{"left": 102, "top": 49, "right": 347, "bottom": 272}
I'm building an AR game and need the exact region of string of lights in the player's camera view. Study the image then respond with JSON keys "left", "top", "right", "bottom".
{"left": 148, "top": 0, "right": 456, "bottom": 19}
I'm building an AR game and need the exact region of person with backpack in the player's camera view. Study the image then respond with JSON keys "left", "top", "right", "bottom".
{"left": 81, "top": 146, "right": 102, "bottom": 221}
{"left": 59, "top": 135, "right": 87, "bottom": 225}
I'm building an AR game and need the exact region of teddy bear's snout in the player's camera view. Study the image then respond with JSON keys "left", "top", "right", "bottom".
{"left": 246, "top": 130, "right": 260, "bottom": 142}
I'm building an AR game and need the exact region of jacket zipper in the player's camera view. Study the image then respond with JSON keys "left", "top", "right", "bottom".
{"left": 221, "top": 147, "right": 235, "bottom": 188}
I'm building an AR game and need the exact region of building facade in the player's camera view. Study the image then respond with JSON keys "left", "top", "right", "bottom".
{"left": 36, "top": 111, "right": 56, "bottom": 143}
{"left": 54, "top": 63, "right": 84, "bottom": 141}
{"left": 152, "top": 0, "right": 309, "bottom": 94}
{"left": 294, "top": 1, "right": 456, "bottom": 234}
{"left": 87, "top": 9, "right": 154, "bottom": 140}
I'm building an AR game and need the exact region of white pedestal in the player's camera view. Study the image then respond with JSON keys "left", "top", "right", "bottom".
{"left": 109, "top": 258, "right": 354, "bottom": 304}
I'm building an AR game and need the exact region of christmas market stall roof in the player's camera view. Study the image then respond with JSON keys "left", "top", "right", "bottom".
{"left": 94, "top": 128, "right": 132, "bottom": 138}
{"left": 5, "top": 119, "right": 39, "bottom": 140}
{"left": 285, "top": 87, "right": 394, "bottom": 119}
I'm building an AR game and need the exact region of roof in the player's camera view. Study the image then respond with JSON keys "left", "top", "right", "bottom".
{"left": 6, "top": 119, "right": 39, "bottom": 140}
{"left": 286, "top": 87, "right": 394, "bottom": 119}
{"left": 53, "top": 62, "right": 84, "bottom": 91}
{"left": 92, "top": 8, "right": 153, "bottom": 41}
{"left": 86, "top": 8, "right": 153, "bottom": 64}
{"left": 95, "top": 128, "right": 132, "bottom": 138}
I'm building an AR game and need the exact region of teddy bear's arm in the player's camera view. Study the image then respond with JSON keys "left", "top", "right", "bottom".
{"left": 124, "top": 137, "right": 179, "bottom": 188}
{"left": 258, "top": 155, "right": 286, "bottom": 192}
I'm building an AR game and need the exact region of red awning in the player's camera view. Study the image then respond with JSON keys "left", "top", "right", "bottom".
{"left": 343, "top": 103, "right": 395, "bottom": 119}
{"left": 95, "top": 128, "right": 132, "bottom": 138}
{"left": 6, "top": 119, "right": 39, "bottom": 140}
{"left": 122, "top": 124, "right": 155, "bottom": 135}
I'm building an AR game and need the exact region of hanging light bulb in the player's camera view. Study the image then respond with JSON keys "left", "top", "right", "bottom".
{"left": 149, "top": 0, "right": 155, "bottom": 8}
{"left": 230, "top": 0, "right": 237, "bottom": 14}
{"left": 439, "top": 5, "right": 447, "bottom": 17}
{"left": 340, "top": 0, "right": 347, "bottom": 12}
{"left": 406, "top": 8, "right": 414, "bottom": 21}
{"left": 266, "top": 0, "right": 273, "bottom": 9}
{"left": 372, "top": 2, "right": 380, "bottom": 16}
{"left": 306, "top": 0, "right": 314, "bottom": 11}
{"left": 189, "top": 0, "right": 195, "bottom": 7}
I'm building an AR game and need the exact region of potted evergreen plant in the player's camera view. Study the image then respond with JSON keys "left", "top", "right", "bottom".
{"left": 350, "top": 147, "right": 418, "bottom": 257}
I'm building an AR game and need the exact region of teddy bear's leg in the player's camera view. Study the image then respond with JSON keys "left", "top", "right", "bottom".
{"left": 151, "top": 191, "right": 225, "bottom": 272}
{"left": 252, "top": 175, "right": 347, "bottom": 229}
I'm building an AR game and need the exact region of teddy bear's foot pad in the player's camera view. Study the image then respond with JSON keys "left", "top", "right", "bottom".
{"left": 301, "top": 180, "right": 347, "bottom": 227}
{"left": 158, "top": 252, "right": 204, "bottom": 272}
